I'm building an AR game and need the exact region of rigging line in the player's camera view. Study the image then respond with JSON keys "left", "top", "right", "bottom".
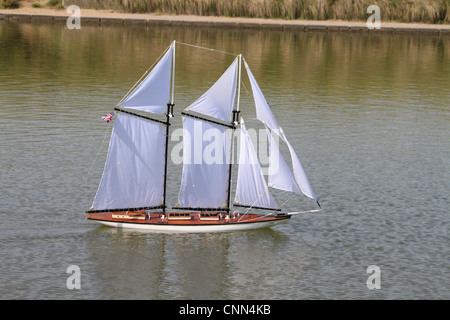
{"left": 266, "top": 193, "right": 294, "bottom": 216}
{"left": 176, "top": 41, "right": 238, "bottom": 57}
{"left": 84, "top": 121, "right": 113, "bottom": 206}
{"left": 237, "top": 188, "right": 280, "bottom": 222}
{"left": 239, "top": 192, "right": 293, "bottom": 223}
{"left": 237, "top": 207, "right": 285, "bottom": 223}
{"left": 238, "top": 57, "right": 251, "bottom": 97}
{"left": 244, "top": 189, "right": 296, "bottom": 221}
{"left": 240, "top": 80, "right": 251, "bottom": 97}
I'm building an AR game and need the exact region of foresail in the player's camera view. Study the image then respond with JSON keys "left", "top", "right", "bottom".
{"left": 186, "top": 58, "right": 238, "bottom": 122}
{"left": 265, "top": 126, "right": 301, "bottom": 195}
{"left": 245, "top": 59, "right": 318, "bottom": 203}
{"left": 244, "top": 59, "right": 280, "bottom": 135}
{"left": 285, "top": 138, "right": 317, "bottom": 202}
{"left": 234, "top": 120, "right": 278, "bottom": 210}
{"left": 177, "top": 117, "right": 231, "bottom": 208}
{"left": 92, "top": 113, "right": 166, "bottom": 210}
{"left": 122, "top": 46, "right": 173, "bottom": 114}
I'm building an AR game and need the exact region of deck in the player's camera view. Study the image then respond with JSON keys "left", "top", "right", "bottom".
{"left": 85, "top": 210, "right": 290, "bottom": 226}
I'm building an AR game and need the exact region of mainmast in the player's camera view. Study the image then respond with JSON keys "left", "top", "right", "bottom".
{"left": 226, "top": 54, "right": 242, "bottom": 212}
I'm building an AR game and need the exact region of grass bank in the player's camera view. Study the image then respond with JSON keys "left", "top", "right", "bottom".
{"left": 59, "top": 0, "right": 449, "bottom": 24}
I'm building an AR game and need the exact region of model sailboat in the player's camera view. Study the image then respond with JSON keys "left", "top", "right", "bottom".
{"left": 85, "top": 41, "right": 320, "bottom": 232}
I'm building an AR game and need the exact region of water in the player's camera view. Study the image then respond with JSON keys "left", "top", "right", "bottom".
{"left": 0, "top": 20, "right": 449, "bottom": 300}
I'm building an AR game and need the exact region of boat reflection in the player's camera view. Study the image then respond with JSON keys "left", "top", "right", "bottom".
{"left": 86, "top": 225, "right": 291, "bottom": 299}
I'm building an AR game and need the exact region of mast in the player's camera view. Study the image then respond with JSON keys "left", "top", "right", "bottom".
{"left": 162, "top": 41, "right": 176, "bottom": 214}
{"left": 171, "top": 40, "right": 176, "bottom": 105}
{"left": 236, "top": 54, "right": 242, "bottom": 113}
{"left": 226, "top": 54, "right": 242, "bottom": 212}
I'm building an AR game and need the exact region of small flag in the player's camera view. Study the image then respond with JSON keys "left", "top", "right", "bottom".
{"left": 102, "top": 112, "right": 114, "bottom": 123}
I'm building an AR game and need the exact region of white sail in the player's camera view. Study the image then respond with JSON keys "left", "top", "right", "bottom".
{"left": 234, "top": 120, "right": 278, "bottom": 209}
{"left": 284, "top": 138, "right": 317, "bottom": 201}
{"left": 244, "top": 59, "right": 280, "bottom": 135}
{"left": 186, "top": 58, "right": 238, "bottom": 122}
{"left": 265, "top": 126, "right": 301, "bottom": 195}
{"left": 122, "top": 46, "right": 173, "bottom": 114}
{"left": 92, "top": 113, "right": 166, "bottom": 210}
{"left": 244, "top": 59, "right": 318, "bottom": 203}
{"left": 177, "top": 117, "right": 231, "bottom": 208}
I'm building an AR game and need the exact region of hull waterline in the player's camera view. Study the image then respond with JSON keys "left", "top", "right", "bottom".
{"left": 85, "top": 211, "right": 290, "bottom": 233}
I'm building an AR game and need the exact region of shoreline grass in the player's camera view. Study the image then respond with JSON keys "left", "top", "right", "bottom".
{"left": 60, "top": 0, "right": 449, "bottom": 24}
{"left": 3, "top": 0, "right": 448, "bottom": 24}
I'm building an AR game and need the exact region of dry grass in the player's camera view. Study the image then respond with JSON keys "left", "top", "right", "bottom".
{"left": 1, "top": 0, "right": 20, "bottom": 8}
{"left": 62, "top": 0, "right": 449, "bottom": 23}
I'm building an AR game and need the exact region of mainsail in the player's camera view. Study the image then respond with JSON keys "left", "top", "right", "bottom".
{"left": 177, "top": 117, "right": 231, "bottom": 208}
{"left": 177, "top": 58, "right": 238, "bottom": 209}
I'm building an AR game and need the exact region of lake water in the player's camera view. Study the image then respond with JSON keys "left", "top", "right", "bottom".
{"left": 0, "top": 19, "right": 449, "bottom": 300}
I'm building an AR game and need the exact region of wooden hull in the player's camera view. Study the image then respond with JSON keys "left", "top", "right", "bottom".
{"left": 85, "top": 211, "right": 290, "bottom": 233}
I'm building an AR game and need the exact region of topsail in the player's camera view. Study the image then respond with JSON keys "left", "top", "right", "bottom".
{"left": 122, "top": 46, "right": 173, "bottom": 114}
{"left": 186, "top": 57, "right": 238, "bottom": 122}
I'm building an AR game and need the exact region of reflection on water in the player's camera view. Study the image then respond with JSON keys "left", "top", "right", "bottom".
{"left": 85, "top": 226, "right": 292, "bottom": 299}
{"left": 0, "top": 20, "right": 448, "bottom": 299}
